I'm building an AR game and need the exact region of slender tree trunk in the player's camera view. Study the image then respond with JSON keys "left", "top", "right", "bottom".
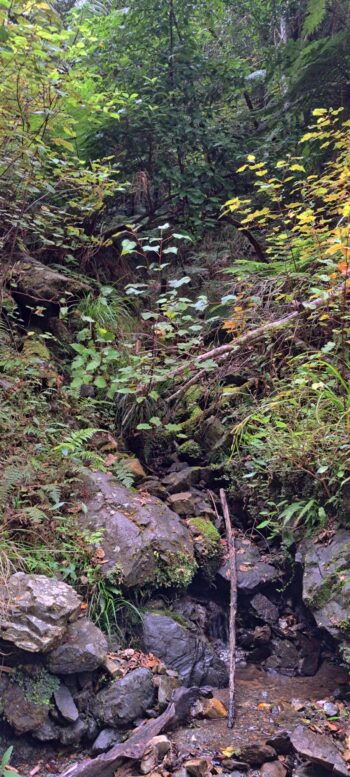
{"left": 220, "top": 488, "right": 237, "bottom": 729}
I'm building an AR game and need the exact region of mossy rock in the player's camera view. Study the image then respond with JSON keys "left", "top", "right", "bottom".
{"left": 188, "top": 517, "right": 222, "bottom": 579}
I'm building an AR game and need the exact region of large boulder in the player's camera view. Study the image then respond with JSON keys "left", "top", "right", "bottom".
{"left": 0, "top": 573, "right": 81, "bottom": 652}
{"left": 290, "top": 725, "right": 350, "bottom": 776}
{"left": 79, "top": 471, "right": 196, "bottom": 588}
{"left": 46, "top": 618, "right": 108, "bottom": 674}
{"left": 218, "top": 535, "right": 278, "bottom": 593}
{"left": 301, "top": 530, "right": 350, "bottom": 641}
{"left": 9, "top": 258, "right": 89, "bottom": 313}
{"left": 92, "top": 668, "right": 155, "bottom": 727}
{"left": 142, "top": 613, "right": 228, "bottom": 687}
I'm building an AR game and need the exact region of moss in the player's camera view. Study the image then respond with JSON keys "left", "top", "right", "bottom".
{"left": 153, "top": 550, "right": 198, "bottom": 589}
{"left": 12, "top": 668, "right": 59, "bottom": 707}
{"left": 308, "top": 574, "right": 342, "bottom": 610}
{"left": 188, "top": 517, "right": 222, "bottom": 581}
{"left": 146, "top": 608, "right": 190, "bottom": 628}
{"left": 178, "top": 439, "right": 202, "bottom": 462}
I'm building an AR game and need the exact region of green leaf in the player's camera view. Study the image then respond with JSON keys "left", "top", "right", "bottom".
{"left": 136, "top": 423, "right": 152, "bottom": 430}
{"left": 94, "top": 376, "right": 107, "bottom": 388}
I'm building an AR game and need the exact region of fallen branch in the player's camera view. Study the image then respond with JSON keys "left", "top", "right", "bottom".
{"left": 166, "top": 280, "right": 348, "bottom": 398}
{"left": 220, "top": 488, "right": 237, "bottom": 729}
{"left": 61, "top": 686, "right": 200, "bottom": 777}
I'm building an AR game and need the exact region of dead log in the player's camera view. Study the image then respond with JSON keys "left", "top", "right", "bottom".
{"left": 220, "top": 488, "right": 237, "bottom": 729}
{"left": 61, "top": 686, "right": 200, "bottom": 777}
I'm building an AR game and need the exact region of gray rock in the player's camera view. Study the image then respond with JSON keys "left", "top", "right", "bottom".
{"left": 197, "top": 416, "right": 227, "bottom": 452}
{"left": 301, "top": 530, "right": 350, "bottom": 640}
{"left": 250, "top": 593, "right": 279, "bottom": 624}
{"left": 290, "top": 724, "right": 350, "bottom": 775}
{"left": 162, "top": 468, "right": 201, "bottom": 494}
{"left": 142, "top": 613, "right": 228, "bottom": 687}
{"left": 153, "top": 673, "right": 181, "bottom": 706}
{"left": 0, "top": 573, "right": 81, "bottom": 652}
{"left": 167, "top": 491, "right": 197, "bottom": 516}
{"left": 31, "top": 717, "right": 60, "bottom": 741}
{"left": 46, "top": 618, "right": 108, "bottom": 674}
{"left": 219, "top": 536, "right": 278, "bottom": 593}
{"left": 54, "top": 683, "right": 79, "bottom": 723}
{"left": 58, "top": 716, "right": 88, "bottom": 746}
{"left": 266, "top": 730, "right": 293, "bottom": 755}
{"left": 265, "top": 639, "right": 299, "bottom": 676}
{"left": 92, "top": 668, "right": 155, "bottom": 727}
{"left": 91, "top": 728, "right": 124, "bottom": 754}
{"left": 323, "top": 701, "right": 338, "bottom": 717}
{"left": 79, "top": 471, "right": 195, "bottom": 588}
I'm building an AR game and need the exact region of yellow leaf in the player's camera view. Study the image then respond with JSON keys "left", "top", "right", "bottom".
{"left": 247, "top": 154, "right": 256, "bottom": 162}
{"left": 221, "top": 747, "right": 235, "bottom": 758}
{"left": 290, "top": 164, "right": 306, "bottom": 172}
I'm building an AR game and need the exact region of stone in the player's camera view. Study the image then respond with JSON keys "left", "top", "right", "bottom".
{"left": 125, "top": 457, "right": 146, "bottom": 481}
{"left": 265, "top": 639, "right": 299, "bottom": 676}
{"left": 197, "top": 416, "right": 227, "bottom": 452}
{"left": 54, "top": 683, "right": 79, "bottom": 723}
{"left": 266, "top": 731, "right": 292, "bottom": 755}
{"left": 290, "top": 725, "right": 350, "bottom": 776}
{"left": 91, "top": 728, "right": 124, "bottom": 754}
{"left": 140, "top": 735, "right": 171, "bottom": 774}
{"left": 251, "top": 594, "right": 279, "bottom": 624}
{"left": 79, "top": 471, "right": 195, "bottom": 588}
{"left": 167, "top": 492, "right": 197, "bottom": 516}
{"left": 32, "top": 717, "right": 60, "bottom": 741}
{"left": 92, "top": 668, "right": 155, "bottom": 727}
{"left": 0, "top": 573, "right": 81, "bottom": 652}
{"left": 162, "top": 468, "right": 201, "bottom": 494}
{"left": 153, "top": 673, "right": 181, "bottom": 706}
{"left": 58, "top": 716, "right": 88, "bottom": 746}
{"left": 260, "top": 763, "right": 287, "bottom": 777}
{"left": 185, "top": 758, "right": 212, "bottom": 777}
{"left": 323, "top": 701, "right": 339, "bottom": 716}
{"left": 298, "top": 635, "right": 320, "bottom": 677}
{"left": 239, "top": 743, "right": 276, "bottom": 766}
{"left": 9, "top": 258, "right": 89, "bottom": 312}
{"left": 142, "top": 613, "right": 228, "bottom": 687}
{"left": 3, "top": 680, "right": 50, "bottom": 734}
{"left": 219, "top": 536, "right": 278, "bottom": 593}
{"left": 46, "top": 618, "right": 108, "bottom": 673}
{"left": 201, "top": 697, "right": 228, "bottom": 719}
{"left": 301, "top": 530, "right": 350, "bottom": 640}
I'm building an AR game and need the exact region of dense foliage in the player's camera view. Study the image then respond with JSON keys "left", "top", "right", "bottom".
{"left": 1, "top": 0, "right": 350, "bottom": 620}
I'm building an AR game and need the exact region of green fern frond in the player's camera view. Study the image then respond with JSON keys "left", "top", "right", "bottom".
{"left": 302, "top": 0, "right": 327, "bottom": 37}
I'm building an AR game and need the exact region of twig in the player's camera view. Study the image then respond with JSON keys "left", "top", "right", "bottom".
{"left": 220, "top": 488, "right": 237, "bottom": 729}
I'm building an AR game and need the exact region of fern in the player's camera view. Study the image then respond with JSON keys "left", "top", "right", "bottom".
{"left": 112, "top": 460, "right": 135, "bottom": 489}
{"left": 23, "top": 506, "right": 47, "bottom": 524}
{"left": 0, "top": 465, "right": 32, "bottom": 514}
{"left": 302, "top": 0, "right": 327, "bottom": 37}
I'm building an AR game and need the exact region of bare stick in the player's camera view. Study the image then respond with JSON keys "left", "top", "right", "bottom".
{"left": 220, "top": 488, "right": 237, "bottom": 728}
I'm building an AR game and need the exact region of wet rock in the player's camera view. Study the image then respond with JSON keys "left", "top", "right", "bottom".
{"left": 239, "top": 743, "right": 276, "bottom": 766}
{"left": 266, "top": 731, "right": 293, "bottom": 755}
{"left": 79, "top": 471, "right": 195, "bottom": 588}
{"left": 142, "top": 613, "right": 228, "bottom": 687}
{"left": 219, "top": 536, "right": 278, "bottom": 593}
{"left": 251, "top": 594, "right": 279, "bottom": 624}
{"left": 54, "top": 683, "right": 79, "bottom": 723}
{"left": 92, "top": 668, "right": 155, "bottom": 727}
{"left": 254, "top": 625, "right": 272, "bottom": 644}
{"left": 124, "top": 457, "right": 147, "bottom": 481}
{"left": 301, "top": 530, "right": 350, "bottom": 641}
{"left": 221, "top": 761, "right": 248, "bottom": 773}
{"left": 140, "top": 735, "right": 171, "bottom": 774}
{"left": 185, "top": 758, "right": 212, "bottom": 776}
{"left": 290, "top": 724, "right": 350, "bottom": 775}
{"left": 0, "top": 573, "right": 81, "bottom": 652}
{"left": 260, "top": 763, "right": 287, "bottom": 777}
{"left": 298, "top": 635, "right": 320, "bottom": 677}
{"left": 91, "top": 728, "right": 124, "bottom": 754}
{"left": 265, "top": 639, "right": 299, "bottom": 676}
{"left": 141, "top": 479, "right": 169, "bottom": 499}
{"left": 46, "top": 618, "right": 108, "bottom": 673}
